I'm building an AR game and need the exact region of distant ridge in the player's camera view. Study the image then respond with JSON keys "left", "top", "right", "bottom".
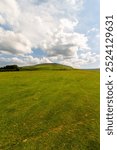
{"left": 20, "top": 63, "right": 73, "bottom": 71}
{"left": 0, "top": 63, "right": 100, "bottom": 72}
{"left": 81, "top": 68, "right": 100, "bottom": 70}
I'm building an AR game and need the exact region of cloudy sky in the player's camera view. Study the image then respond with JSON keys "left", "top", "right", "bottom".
{"left": 0, "top": 0, "right": 100, "bottom": 68}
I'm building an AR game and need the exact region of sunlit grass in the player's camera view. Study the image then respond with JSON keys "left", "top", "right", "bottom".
{"left": 0, "top": 69, "right": 100, "bottom": 150}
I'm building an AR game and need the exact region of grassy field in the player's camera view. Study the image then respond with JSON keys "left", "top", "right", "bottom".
{"left": 0, "top": 68, "right": 100, "bottom": 150}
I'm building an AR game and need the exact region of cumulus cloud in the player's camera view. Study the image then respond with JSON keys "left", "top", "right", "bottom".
{"left": 0, "top": 0, "right": 20, "bottom": 25}
{"left": 0, "top": 28, "right": 32, "bottom": 55}
{"left": 0, "top": 15, "right": 5, "bottom": 25}
{"left": 0, "top": 55, "right": 52, "bottom": 67}
{"left": 0, "top": 0, "right": 99, "bottom": 68}
{"left": 49, "top": 52, "right": 99, "bottom": 68}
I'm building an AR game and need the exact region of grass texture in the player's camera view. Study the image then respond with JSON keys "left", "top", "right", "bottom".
{"left": 0, "top": 68, "right": 100, "bottom": 150}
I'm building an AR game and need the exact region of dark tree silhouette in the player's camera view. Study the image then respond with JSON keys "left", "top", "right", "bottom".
{"left": 0, "top": 65, "right": 20, "bottom": 72}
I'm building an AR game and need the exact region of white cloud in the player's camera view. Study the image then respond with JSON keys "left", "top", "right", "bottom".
{"left": 0, "top": 55, "right": 52, "bottom": 67}
{"left": 96, "top": 34, "right": 100, "bottom": 38}
{"left": 0, "top": 15, "right": 5, "bottom": 24}
{"left": 0, "top": 0, "right": 99, "bottom": 68}
{"left": 79, "top": 52, "right": 99, "bottom": 63}
{"left": 0, "top": 0, "right": 20, "bottom": 25}
{"left": 0, "top": 28, "right": 32, "bottom": 55}
{"left": 87, "top": 27, "right": 99, "bottom": 33}
{"left": 22, "top": 56, "right": 52, "bottom": 65}
{"left": 58, "top": 52, "right": 99, "bottom": 68}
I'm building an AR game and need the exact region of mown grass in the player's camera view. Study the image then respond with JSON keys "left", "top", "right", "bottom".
{"left": 0, "top": 69, "right": 100, "bottom": 150}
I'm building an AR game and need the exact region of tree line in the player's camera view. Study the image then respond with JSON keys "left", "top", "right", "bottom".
{"left": 0, "top": 65, "right": 20, "bottom": 72}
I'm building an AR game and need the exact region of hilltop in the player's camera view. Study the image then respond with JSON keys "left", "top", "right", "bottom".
{"left": 20, "top": 63, "right": 73, "bottom": 71}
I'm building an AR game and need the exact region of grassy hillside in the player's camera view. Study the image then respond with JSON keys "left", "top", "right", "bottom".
{"left": 0, "top": 69, "right": 100, "bottom": 150}
{"left": 20, "top": 63, "right": 73, "bottom": 71}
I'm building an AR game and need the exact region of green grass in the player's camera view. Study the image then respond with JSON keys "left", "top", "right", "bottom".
{"left": 0, "top": 69, "right": 100, "bottom": 150}
{"left": 20, "top": 63, "right": 73, "bottom": 71}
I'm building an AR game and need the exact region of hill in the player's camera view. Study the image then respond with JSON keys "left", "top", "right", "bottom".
{"left": 20, "top": 63, "right": 73, "bottom": 71}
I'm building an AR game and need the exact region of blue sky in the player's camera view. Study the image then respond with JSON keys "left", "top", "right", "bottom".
{"left": 0, "top": 0, "right": 100, "bottom": 68}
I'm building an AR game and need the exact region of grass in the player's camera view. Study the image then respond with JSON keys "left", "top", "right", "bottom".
{"left": 20, "top": 63, "right": 73, "bottom": 71}
{"left": 0, "top": 68, "right": 100, "bottom": 150}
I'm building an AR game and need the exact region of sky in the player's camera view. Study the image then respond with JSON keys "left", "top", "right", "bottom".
{"left": 0, "top": 0, "right": 100, "bottom": 68}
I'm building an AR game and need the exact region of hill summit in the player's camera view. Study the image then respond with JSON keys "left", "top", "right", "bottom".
{"left": 20, "top": 63, "right": 73, "bottom": 71}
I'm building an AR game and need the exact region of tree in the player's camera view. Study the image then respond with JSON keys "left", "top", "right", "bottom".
{"left": 0, "top": 65, "right": 20, "bottom": 72}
